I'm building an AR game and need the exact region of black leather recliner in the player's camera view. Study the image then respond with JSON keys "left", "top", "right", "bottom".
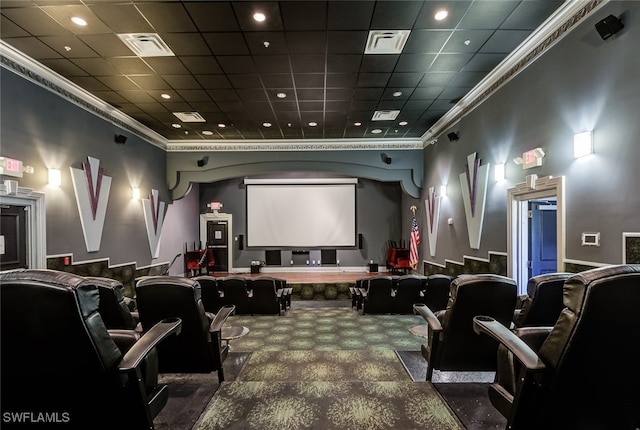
{"left": 413, "top": 273, "right": 517, "bottom": 381}
{"left": 360, "top": 275, "right": 395, "bottom": 314}
{"left": 512, "top": 272, "right": 572, "bottom": 327}
{"left": 246, "top": 276, "right": 283, "bottom": 314}
{"left": 0, "top": 269, "right": 181, "bottom": 429}
{"left": 474, "top": 264, "right": 640, "bottom": 429}
{"left": 87, "top": 276, "right": 141, "bottom": 330}
{"left": 193, "top": 275, "right": 224, "bottom": 314}
{"left": 135, "top": 275, "right": 235, "bottom": 382}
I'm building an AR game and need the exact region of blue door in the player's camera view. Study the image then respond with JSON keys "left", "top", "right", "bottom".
{"left": 529, "top": 201, "right": 557, "bottom": 278}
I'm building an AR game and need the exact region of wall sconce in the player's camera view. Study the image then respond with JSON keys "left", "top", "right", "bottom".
{"left": 439, "top": 184, "right": 447, "bottom": 197}
{"left": 574, "top": 131, "right": 593, "bottom": 158}
{"left": 48, "top": 168, "right": 61, "bottom": 186}
{"left": 131, "top": 187, "right": 141, "bottom": 200}
{"left": 494, "top": 163, "right": 505, "bottom": 182}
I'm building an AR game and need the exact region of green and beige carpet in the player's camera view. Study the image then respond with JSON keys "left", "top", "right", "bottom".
{"left": 191, "top": 308, "right": 464, "bottom": 430}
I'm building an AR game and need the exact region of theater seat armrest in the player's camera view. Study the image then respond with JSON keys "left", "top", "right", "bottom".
{"left": 109, "top": 329, "right": 141, "bottom": 354}
{"left": 209, "top": 305, "right": 236, "bottom": 333}
{"left": 119, "top": 318, "right": 182, "bottom": 371}
{"left": 473, "top": 316, "right": 546, "bottom": 372}
{"left": 413, "top": 303, "right": 442, "bottom": 333}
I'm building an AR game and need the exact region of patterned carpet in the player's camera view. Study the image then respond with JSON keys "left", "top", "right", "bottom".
{"left": 192, "top": 307, "right": 464, "bottom": 430}
{"left": 223, "top": 307, "right": 426, "bottom": 351}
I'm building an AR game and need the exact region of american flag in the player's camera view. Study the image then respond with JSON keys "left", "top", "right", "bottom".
{"left": 410, "top": 210, "right": 420, "bottom": 270}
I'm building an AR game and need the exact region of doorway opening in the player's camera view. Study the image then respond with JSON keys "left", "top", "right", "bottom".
{"left": 507, "top": 176, "right": 565, "bottom": 294}
{"left": 200, "top": 212, "right": 233, "bottom": 273}
{"left": 0, "top": 185, "right": 47, "bottom": 270}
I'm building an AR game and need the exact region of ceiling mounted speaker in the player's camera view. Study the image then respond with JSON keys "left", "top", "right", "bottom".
{"left": 197, "top": 156, "right": 209, "bottom": 167}
{"left": 114, "top": 134, "right": 127, "bottom": 144}
{"left": 595, "top": 14, "right": 624, "bottom": 40}
{"left": 447, "top": 132, "right": 459, "bottom": 142}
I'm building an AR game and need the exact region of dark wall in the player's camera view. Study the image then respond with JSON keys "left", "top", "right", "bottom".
{"left": 0, "top": 68, "right": 196, "bottom": 269}
{"left": 420, "top": 1, "right": 640, "bottom": 269}
{"left": 199, "top": 176, "right": 403, "bottom": 268}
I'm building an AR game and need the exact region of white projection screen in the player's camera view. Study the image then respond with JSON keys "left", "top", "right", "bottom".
{"left": 246, "top": 179, "right": 357, "bottom": 248}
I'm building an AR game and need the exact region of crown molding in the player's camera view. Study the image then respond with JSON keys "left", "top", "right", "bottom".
{"left": 422, "top": 0, "right": 608, "bottom": 147}
{"left": 165, "top": 138, "right": 423, "bottom": 152}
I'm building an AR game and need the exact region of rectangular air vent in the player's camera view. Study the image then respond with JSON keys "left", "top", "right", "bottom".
{"left": 118, "top": 33, "right": 175, "bottom": 57}
{"left": 371, "top": 110, "right": 400, "bottom": 121}
{"left": 173, "top": 112, "right": 206, "bottom": 123}
{"left": 365, "top": 30, "right": 411, "bottom": 54}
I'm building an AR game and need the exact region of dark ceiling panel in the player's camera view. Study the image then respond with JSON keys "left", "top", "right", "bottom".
{"left": 0, "top": 0, "right": 563, "bottom": 142}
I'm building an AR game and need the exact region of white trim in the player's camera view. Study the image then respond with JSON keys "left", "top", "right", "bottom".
{"left": 244, "top": 178, "right": 358, "bottom": 185}
{"left": 423, "top": 259, "right": 446, "bottom": 268}
{"left": 0, "top": 184, "right": 46, "bottom": 269}
{"left": 422, "top": 0, "right": 607, "bottom": 145}
{"left": 507, "top": 176, "right": 565, "bottom": 293}
{"left": 622, "top": 233, "right": 640, "bottom": 264}
{"left": 200, "top": 212, "right": 233, "bottom": 273}
{"left": 563, "top": 258, "right": 609, "bottom": 268}
{"left": 165, "top": 139, "right": 423, "bottom": 152}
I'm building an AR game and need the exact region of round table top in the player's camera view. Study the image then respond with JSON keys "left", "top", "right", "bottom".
{"left": 222, "top": 325, "right": 250, "bottom": 340}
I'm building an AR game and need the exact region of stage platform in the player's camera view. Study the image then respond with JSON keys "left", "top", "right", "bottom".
{"left": 207, "top": 270, "right": 391, "bottom": 300}
{"left": 210, "top": 270, "right": 386, "bottom": 284}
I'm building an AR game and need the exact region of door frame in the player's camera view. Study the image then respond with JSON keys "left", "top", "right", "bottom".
{"left": 507, "top": 175, "right": 565, "bottom": 294}
{"left": 200, "top": 212, "right": 233, "bottom": 273}
{"left": 0, "top": 183, "right": 46, "bottom": 269}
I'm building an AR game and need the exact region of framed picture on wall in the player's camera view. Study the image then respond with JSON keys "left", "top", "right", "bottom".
{"left": 622, "top": 233, "right": 640, "bottom": 264}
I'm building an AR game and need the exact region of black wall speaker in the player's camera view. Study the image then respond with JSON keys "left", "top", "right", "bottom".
{"left": 380, "top": 153, "right": 392, "bottom": 165}
{"left": 237, "top": 234, "right": 244, "bottom": 250}
{"left": 447, "top": 132, "right": 459, "bottom": 142}
{"left": 595, "top": 15, "right": 624, "bottom": 40}
{"left": 114, "top": 134, "right": 127, "bottom": 144}
{"left": 358, "top": 233, "right": 363, "bottom": 249}
{"left": 197, "top": 156, "right": 209, "bottom": 167}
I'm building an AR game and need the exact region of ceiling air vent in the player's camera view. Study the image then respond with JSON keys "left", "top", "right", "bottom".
{"left": 118, "top": 33, "right": 175, "bottom": 57}
{"left": 365, "top": 30, "right": 411, "bottom": 54}
{"left": 173, "top": 112, "right": 206, "bottom": 123}
{"left": 371, "top": 110, "right": 400, "bottom": 121}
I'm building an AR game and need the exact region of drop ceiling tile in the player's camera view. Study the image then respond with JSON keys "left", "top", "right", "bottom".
{"left": 163, "top": 74, "right": 203, "bottom": 90}
{"left": 281, "top": 1, "right": 326, "bottom": 31}
{"left": 262, "top": 74, "right": 294, "bottom": 88}
{"left": 353, "top": 88, "right": 383, "bottom": 100}
{"left": 481, "top": 30, "right": 531, "bottom": 53}
{"left": 388, "top": 73, "right": 424, "bottom": 87}
{"left": 327, "top": 1, "right": 375, "bottom": 30}
{"left": 207, "top": 89, "right": 240, "bottom": 102}
{"left": 356, "top": 73, "right": 390, "bottom": 87}
{"left": 227, "top": 74, "right": 262, "bottom": 89}
{"left": 502, "top": 1, "right": 564, "bottom": 30}
{"left": 127, "top": 74, "right": 171, "bottom": 90}
{"left": 325, "top": 101, "right": 350, "bottom": 112}
{"left": 403, "top": 100, "right": 433, "bottom": 111}
{"left": 271, "top": 101, "right": 298, "bottom": 111}
{"left": 463, "top": 53, "right": 506, "bottom": 72}
{"left": 285, "top": 31, "right": 326, "bottom": 54}
{"left": 403, "top": 30, "right": 451, "bottom": 53}
{"left": 218, "top": 56, "right": 257, "bottom": 74}
{"left": 237, "top": 89, "right": 268, "bottom": 102}
{"left": 88, "top": 3, "right": 153, "bottom": 34}
{"left": 297, "top": 89, "right": 324, "bottom": 101}
{"left": 136, "top": 2, "right": 197, "bottom": 32}
{"left": 202, "top": 33, "right": 249, "bottom": 56}
{"left": 68, "top": 76, "right": 110, "bottom": 91}
{"left": 254, "top": 55, "right": 291, "bottom": 73}
{"left": 326, "top": 73, "right": 358, "bottom": 88}
{"left": 176, "top": 89, "right": 212, "bottom": 103}
{"left": 327, "top": 31, "right": 368, "bottom": 54}
{"left": 184, "top": 2, "right": 240, "bottom": 32}
{"left": 3, "top": 37, "right": 61, "bottom": 59}
{"left": 449, "top": 71, "right": 486, "bottom": 87}
{"left": 429, "top": 53, "right": 473, "bottom": 72}
{"left": 459, "top": 1, "right": 519, "bottom": 30}
{"left": 180, "top": 57, "right": 222, "bottom": 75}
{"left": 293, "top": 74, "right": 324, "bottom": 88}
{"left": 1, "top": 7, "right": 70, "bottom": 36}
{"left": 40, "top": 58, "right": 87, "bottom": 76}
{"left": 371, "top": 1, "right": 422, "bottom": 29}
{"left": 290, "top": 55, "right": 325, "bottom": 73}
{"left": 411, "top": 86, "right": 444, "bottom": 99}
{"left": 160, "top": 33, "right": 211, "bottom": 56}
{"left": 78, "top": 34, "right": 133, "bottom": 57}
{"left": 109, "top": 57, "right": 154, "bottom": 75}
{"left": 38, "top": 35, "right": 97, "bottom": 58}
{"left": 98, "top": 76, "right": 140, "bottom": 92}
{"left": 72, "top": 58, "right": 120, "bottom": 75}
{"left": 299, "top": 101, "right": 324, "bottom": 111}
{"left": 396, "top": 54, "right": 436, "bottom": 73}
{"left": 419, "top": 72, "right": 456, "bottom": 86}
{"left": 326, "top": 88, "right": 354, "bottom": 101}
{"left": 360, "top": 55, "right": 399, "bottom": 73}
{"left": 327, "top": 55, "right": 362, "bottom": 73}
{"left": 0, "top": 15, "right": 30, "bottom": 37}
{"left": 140, "top": 57, "right": 189, "bottom": 75}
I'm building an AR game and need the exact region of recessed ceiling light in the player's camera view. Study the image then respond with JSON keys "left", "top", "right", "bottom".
{"left": 354, "top": 122, "right": 362, "bottom": 126}
{"left": 308, "top": 121, "right": 317, "bottom": 127}
{"left": 253, "top": 12, "right": 266, "bottom": 22}
{"left": 399, "top": 121, "right": 408, "bottom": 126}
{"left": 161, "top": 93, "right": 171, "bottom": 99}
{"left": 434, "top": 10, "right": 448, "bottom": 21}
{"left": 392, "top": 91, "right": 403, "bottom": 97}
{"left": 71, "top": 16, "right": 87, "bottom": 26}
{"left": 276, "top": 92, "right": 287, "bottom": 99}
{"left": 371, "top": 129, "right": 383, "bottom": 134}
{"left": 218, "top": 123, "right": 226, "bottom": 128}
{"left": 263, "top": 122, "right": 272, "bottom": 127}
{"left": 171, "top": 123, "right": 181, "bottom": 128}
{"left": 202, "top": 130, "right": 213, "bottom": 136}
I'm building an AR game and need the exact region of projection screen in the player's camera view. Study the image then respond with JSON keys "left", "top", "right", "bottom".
{"left": 245, "top": 179, "right": 357, "bottom": 248}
